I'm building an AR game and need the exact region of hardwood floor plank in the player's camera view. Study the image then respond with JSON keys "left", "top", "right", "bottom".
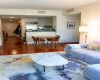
{"left": 0, "top": 36, "right": 79, "bottom": 55}
{"left": 0, "top": 37, "right": 64, "bottom": 55}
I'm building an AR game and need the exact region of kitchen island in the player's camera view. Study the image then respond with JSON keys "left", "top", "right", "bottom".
{"left": 26, "top": 31, "right": 56, "bottom": 44}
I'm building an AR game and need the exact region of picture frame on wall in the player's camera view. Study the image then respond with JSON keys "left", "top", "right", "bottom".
{"left": 67, "top": 22, "right": 75, "bottom": 29}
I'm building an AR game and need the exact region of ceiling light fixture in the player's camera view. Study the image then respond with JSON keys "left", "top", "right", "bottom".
{"left": 9, "top": 17, "right": 15, "bottom": 18}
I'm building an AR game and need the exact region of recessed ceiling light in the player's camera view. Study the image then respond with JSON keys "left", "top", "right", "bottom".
{"left": 9, "top": 17, "right": 14, "bottom": 18}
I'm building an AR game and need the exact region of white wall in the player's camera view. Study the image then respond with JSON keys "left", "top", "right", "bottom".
{"left": 0, "top": 19, "right": 3, "bottom": 46}
{"left": 23, "top": 18, "right": 38, "bottom": 23}
{"left": 53, "top": 16, "right": 57, "bottom": 30}
{"left": 0, "top": 9, "right": 80, "bottom": 43}
{"left": 20, "top": 18, "right": 26, "bottom": 39}
{"left": 2, "top": 21, "right": 18, "bottom": 36}
{"left": 20, "top": 18, "right": 38, "bottom": 39}
{"left": 38, "top": 18, "right": 53, "bottom": 27}
{"left": 64, "top": 0, "right": 100, "bottom": 44}
{"left": 57, "top": 14, "right": 80, "bottom": 42}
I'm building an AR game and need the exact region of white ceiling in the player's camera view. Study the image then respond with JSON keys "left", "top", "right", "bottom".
{"left": 0, "top": 15, "right": 53, "bottom": 21}
{"left": 0, "top": 0, "right": 99, "bottom": 10}
{"left": 0, "top": 15, "right": 54, "bottom": 19}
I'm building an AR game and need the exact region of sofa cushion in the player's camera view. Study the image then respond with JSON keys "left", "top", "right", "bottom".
{"left": 69, "top": 49, "right": 97, "bottom": 61}
{"left": 69, "top": 44, "right": 81, "bottom": 49}
{"left": 84, "top": 64, "right": 100, "bottom": 80}
{"left": 84, "top": 53, "right": 100, "bottom": 64}
{"left": 64, "top": 44, "right": 81, "bottom": 52}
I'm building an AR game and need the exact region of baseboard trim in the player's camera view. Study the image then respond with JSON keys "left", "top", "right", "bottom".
{"left": 26, "top": 42, "right": 79, "bottom": 44}
{"left": 61, "top": 42, "right": 79, "bottom": 44}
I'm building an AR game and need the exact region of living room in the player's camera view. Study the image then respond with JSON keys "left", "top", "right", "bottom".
{"left": 0, "top": 0, "right": 100, "bottom": 80}
{"left": 0, "top": 11, "right": 80, "bottom": 54}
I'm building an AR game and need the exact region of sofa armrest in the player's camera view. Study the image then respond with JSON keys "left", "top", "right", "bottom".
{"left": 64, "top": 44, "right": 71, "bottom": 51}
{"left": 64, "top": 44, "right": 81, "bottom": 51}
{"left": 80, "top": 44, "right": 87, "bottom": 48}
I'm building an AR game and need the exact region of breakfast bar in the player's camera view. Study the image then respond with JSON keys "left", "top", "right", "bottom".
{"left": 26, "top": 31, "right": 56, "bottom": 44}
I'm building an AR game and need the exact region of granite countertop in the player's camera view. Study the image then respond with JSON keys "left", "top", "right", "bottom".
{"left": 26, "top": 30, "right": 56, "bottom": 32}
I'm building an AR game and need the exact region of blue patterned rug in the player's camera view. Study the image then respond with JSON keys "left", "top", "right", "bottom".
{"left": 0, "top": 52, "right": 87, "bottom": 80}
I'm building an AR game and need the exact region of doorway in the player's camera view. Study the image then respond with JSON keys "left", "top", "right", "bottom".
{"left": 1, "top": 18, "right": 22, "bottom": 45}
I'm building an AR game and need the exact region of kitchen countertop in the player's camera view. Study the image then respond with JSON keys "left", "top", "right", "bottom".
{"left": 26, "top": 30, "right": 56, "bottom": 32}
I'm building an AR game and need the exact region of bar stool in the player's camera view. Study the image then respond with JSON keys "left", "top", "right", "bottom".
{"left": 52, "top": 35, "right": 60, "bottom": 47}
{"left": 46, "top": 38, "right": 53, "bottom": 48}
{"left": 32, "top": 36, "right": 45, "bottom": 47}
{"left": 36, "top": 38, "right": 45, "bottom": 47}
{"left": 32, "top": 36, "right": 37, "bottom": 46}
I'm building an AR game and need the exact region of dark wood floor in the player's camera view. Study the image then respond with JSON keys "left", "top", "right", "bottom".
{"left": 0, "top": 36, "right": 79, "bottom": 55}
{"left": 0, "top": 37, "right": 66, "bottom": 55}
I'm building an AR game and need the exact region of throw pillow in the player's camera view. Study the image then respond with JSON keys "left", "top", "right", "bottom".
{"left": 87, "top": 44, "right": 100, "bottom": 50}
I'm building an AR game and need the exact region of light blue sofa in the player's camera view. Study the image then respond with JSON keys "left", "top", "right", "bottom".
{"left": 64, "top": 44, "right": 100, "bottom": 80}
{"left": 64, "top": 44, "right": 100, "bottom": 64}
{"left": 84, "top": 64, "right": 100, "bottom": 80}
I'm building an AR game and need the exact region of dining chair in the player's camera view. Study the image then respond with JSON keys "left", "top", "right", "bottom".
{"left": 35, "top": 38, "right": 45, "bottom": 47}
{"left": 32, "top": 36, "right": 46, "bottom": 47}
{"left": 52, "top": 35, "right": 60, "bottom": 46}
{"left": 46, "top": 38, "right": 53, "bottom": 48}
{"left": 32, "top": 36, "right": 37, "bottom": 46}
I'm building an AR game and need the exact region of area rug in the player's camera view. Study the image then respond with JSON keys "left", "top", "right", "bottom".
{"left": 0, "top": 52, "right": 87, "bottom": 80}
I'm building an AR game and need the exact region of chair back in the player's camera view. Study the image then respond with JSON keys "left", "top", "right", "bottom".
{"left": 36, "top": 38, "right": 40, "bottom": 41}
{"left": 55, "top": 35, "right": 60, "bottom": 41}
{"left": 32, "top": 36, "right": 36, "bottom": 41}
{"left": 47, "top": 38, "right": 53, "bottom": 41}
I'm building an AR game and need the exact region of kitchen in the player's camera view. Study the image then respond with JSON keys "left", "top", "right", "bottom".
{"left": 22, "top": 16, "right": 57, "bottom": 44}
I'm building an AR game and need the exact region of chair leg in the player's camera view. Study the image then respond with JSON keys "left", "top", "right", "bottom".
{"left": 54, "top": 41, "right": 56, "bottom": 47}
{"left": 42, "top": 41, "right": 44, "bottom": 47}
{"left": 51, "top": 41, "right": 54, "bottom": 48}
{"left": 43, "top": 41, "right": 45, "bottom": 47}
{"left": 50, "top": 41, "right": 52, "bottom": 48}
{"left": 39, "top": 42, "right": 41, "bottom": 47}
{"left": 57, "top": 41, "right": 59, "bottom": 46}
{"left": 40, "top": 42, "right": 42, "bottom": 47}
{"left": 48, "top": 41, "right": 50, "bottom": 48}
{"left": 52, "top": 41, "right": 54, "bottom": 48}
{"left": 47, "top": 41, "right": 49, "bottom": 48}
{"left": 38, "top": 42, "right": 41, "bottom": 47}
{"left": 36, "top": 42, "right": 38, "bottom": 47}
{"left": 41, "top": 42, "right": 42, "bottom": 47}
{"left": 34, "top": 42, "right": 36, "bottom": 46}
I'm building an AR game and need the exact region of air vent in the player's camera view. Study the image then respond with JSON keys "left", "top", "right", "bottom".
{"left": 67, "top": 8, "right": 74, "bottom": 13}
{"left": 26, "top": 22, "right": 38, "bottom": 24}
{"left": 37, "top": 11, "right": 45, "bottom": 14}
